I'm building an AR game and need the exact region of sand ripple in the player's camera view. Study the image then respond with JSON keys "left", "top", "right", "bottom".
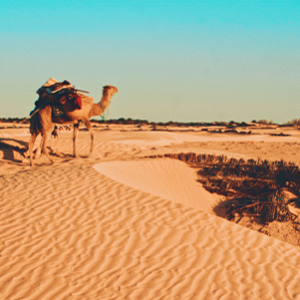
{"left": 1, "top": 162, "right": 300, "bottom": 299}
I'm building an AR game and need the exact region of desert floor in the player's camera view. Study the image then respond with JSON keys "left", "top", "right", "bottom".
{"left": 1, "top": 123, "right": 300, "bottom": 299}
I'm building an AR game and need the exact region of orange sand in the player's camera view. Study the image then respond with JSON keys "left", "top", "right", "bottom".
{"left": 1, "top": 124, "right": 300, "bottom": 299}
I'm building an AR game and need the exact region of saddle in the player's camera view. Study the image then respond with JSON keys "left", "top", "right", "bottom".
{"left": 33, "top": 78, "right": 86, "bottom": 117}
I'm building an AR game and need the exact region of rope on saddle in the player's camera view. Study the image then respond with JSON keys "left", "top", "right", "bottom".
{"left": 100, "top": 102, "right": 108, "bottom": 123}
{"left": 20, "top": 107, "right": 41, "bottom": 123}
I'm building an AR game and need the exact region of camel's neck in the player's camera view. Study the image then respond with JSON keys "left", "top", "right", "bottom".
{"left": 92, "top": 90, "right": 113, "bottom": 117}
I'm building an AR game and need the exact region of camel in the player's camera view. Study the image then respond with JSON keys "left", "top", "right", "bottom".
{"left": 28, "top": 85, "right": 118, "bottom": 166}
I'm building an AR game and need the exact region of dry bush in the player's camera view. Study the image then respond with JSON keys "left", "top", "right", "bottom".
{"left": 283, "top": 119, "right": 300, "bottom": 126}
{"left": 147, "top": 152, "right": 300, "bottom": 223}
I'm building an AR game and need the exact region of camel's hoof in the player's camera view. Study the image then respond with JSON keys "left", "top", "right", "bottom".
{"left": 22, "top": 158, "right": 29, "bottom": 164}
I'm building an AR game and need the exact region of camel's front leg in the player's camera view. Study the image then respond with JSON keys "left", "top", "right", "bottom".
{"left": 73, "top": 123, "right": 79, "bottom": 158}
{"left": 84, "top": 119, "right": 94, "bottom": 156}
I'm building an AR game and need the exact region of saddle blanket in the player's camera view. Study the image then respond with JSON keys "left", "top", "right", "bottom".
{"left": 36, "top": 77, "right": 74, "bottom": 95}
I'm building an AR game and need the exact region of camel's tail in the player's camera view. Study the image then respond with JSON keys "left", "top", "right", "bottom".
{"left": 29, "top": 110, "right": 42, "bottom": 135}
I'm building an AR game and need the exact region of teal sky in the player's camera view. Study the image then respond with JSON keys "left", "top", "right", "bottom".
{"left": 1, "top": 0, "right": 300, "bottom": 123}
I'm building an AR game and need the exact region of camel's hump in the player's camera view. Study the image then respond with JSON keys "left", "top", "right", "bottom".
{"left": 78, "top": 93, "right": 94, "bottom": 103}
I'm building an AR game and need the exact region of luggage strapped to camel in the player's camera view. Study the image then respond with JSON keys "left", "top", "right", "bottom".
{"left": 28, "top": 77, "right": 90, "bottom": 119}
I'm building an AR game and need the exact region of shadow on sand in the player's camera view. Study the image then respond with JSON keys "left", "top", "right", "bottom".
{"left": 0, "top": 138, "right": 28, "bottom": 162}
{"left": 0, "top": 137, "right": 81, "bottom": 165}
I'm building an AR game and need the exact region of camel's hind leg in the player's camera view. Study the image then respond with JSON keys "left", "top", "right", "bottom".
{"left": 40, "top": 132, "right": 54, "bottom": 164}
{"left": 28, "top": 132, "right": 37, "bottom": 166}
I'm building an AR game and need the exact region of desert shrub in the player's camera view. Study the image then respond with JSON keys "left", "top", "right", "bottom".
{"left": 149, "top": 152, "right": 300, "bottom": 223}
{"left": 283, "top": 119, "right": 300, "bottom": 126}
{"left": 258, "top": 119, "right": 275, "bottom": 125}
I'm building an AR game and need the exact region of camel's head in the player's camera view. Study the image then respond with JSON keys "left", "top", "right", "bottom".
{"left": 103, "top": 85, "right": 118, "bottom": 96}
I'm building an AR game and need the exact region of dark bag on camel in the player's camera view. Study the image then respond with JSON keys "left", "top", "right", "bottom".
{"left": 32, "top": 78, "right": 84, "bottom": 117}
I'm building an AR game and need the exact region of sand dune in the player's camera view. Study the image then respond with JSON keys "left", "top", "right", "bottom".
{"left": 1, "top": 125, "right": 300, "bottom": 299}
{"left": 94, "top": 159, "right": 225, "bottom": 216}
